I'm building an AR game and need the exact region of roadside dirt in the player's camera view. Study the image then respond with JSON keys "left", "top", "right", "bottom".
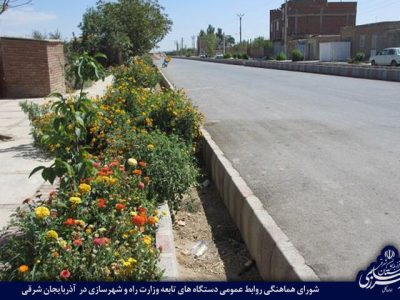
{"left": 173, "top": 182, "right": 262, "bottom": 281}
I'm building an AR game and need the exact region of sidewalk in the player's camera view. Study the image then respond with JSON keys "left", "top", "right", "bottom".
{"left": 0, "top": 76, "right": 113, "bottom": 229}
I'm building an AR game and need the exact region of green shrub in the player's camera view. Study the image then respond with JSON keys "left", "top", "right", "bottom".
{"left": 223, "top": 53, "right": 231, "bottom": 59}
{"left": 354, "top": 52, "right": 365, "bottom": 63}
{"left": 105, "top": 129, "right": 199, "bottom": 211}
{"left": 141, "top": 53, "right": 154, "bottom": 66}
{"left": 276, "top": 52, "right": 287, "bottom": 61}
{"left": 291, "top": 49, "right": 304, "bottom": 62}
{"left": 241, "top": 54, "right": 249, "bottom": 60}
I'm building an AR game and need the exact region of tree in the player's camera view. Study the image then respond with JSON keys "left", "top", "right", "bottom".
{"left": 251, "top": 36, "right": 273, "bottom": 49}
{"left": 0, "top": 0, "right": 32, "bottom": 15}
{"left": 79, "top": 0, "right": 172, "bottom": 65}
{"left": 31, "top": 29, "right": 62, "bottom": 40}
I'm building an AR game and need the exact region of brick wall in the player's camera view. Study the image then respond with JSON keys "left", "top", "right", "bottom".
{"left": 270, "top": 0, "right": 357, "bottom": 41}
{"left": 47, "top": 43, "right": 66, "bottom": 94}
{"left": 0, "top": 37, "right": 65, "bottom": 98}
{"left": 341, "top": 21, "right": 400, "bottom": 58}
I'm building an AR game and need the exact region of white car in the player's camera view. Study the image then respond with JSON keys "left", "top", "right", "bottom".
{"left": 370, "top": 48, "right": 400, "bottom": 66}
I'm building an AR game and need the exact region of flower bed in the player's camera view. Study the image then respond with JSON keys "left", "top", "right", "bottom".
{"left": 0, "top": 56, "right": 203, "bottom": 281}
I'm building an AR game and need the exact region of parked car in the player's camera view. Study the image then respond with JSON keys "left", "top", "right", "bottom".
{"left": 214, "top": 54, "right": 224, "bottom": 59}
{"left": 199, "top": 54, "right": 207, "bottom": 58}
{"left": 369, "top": 48, "right": 400, "bottom": 66}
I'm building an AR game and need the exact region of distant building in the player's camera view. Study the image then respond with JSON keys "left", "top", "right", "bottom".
{"left": 270, "top": 0, "right": 357, "bottom": 55}
{"left": 341, "top": 21, "right": 400, "bottom": 58}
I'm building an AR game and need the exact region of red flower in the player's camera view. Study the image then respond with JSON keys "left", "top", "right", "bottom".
{"left": 137, "top": 182, "right": 145, "bottom": 190}
{"left": 119, "top": 165, "right": 125, "bottom": 171}
{"left": 133, "top": 169, "right": 142, "bottom": 176}
{"left": 115, "top": 203, "right": 126, "bottom": 211}
{"left": 132, "top": 215, "right": 147, "bottom": 227}
{"left": 60, "top": 269, "right": 71, "bottom": 279}
{"left": 138, "top": 161, "right": 147, "bottom": 168}
{"left": 64, "top": 218, "right": 75, "bottom": 226}
{"left": 92, "top": 162, "right": 101, "bottom": 169}
{"left": 93, "top": 237, "right": 109, "bottom": 246}
{"left": 97, "top": 198, "right": 106, "bottom": 208}
{"left": 73, "top": 239, "right": 82, "bottom": 247}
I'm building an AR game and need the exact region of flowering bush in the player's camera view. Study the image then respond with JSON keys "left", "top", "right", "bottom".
{"left": 2, "top": 55, "right": 202, "bottom": 281}
{"left": 113, "top": 57, "right": 160, "bottom": 89}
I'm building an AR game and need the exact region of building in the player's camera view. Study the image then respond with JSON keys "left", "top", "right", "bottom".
{"left": 0, "top": 37, "right": 65, "bottom": 99}
{"left": 341, "top": 21, "right": 400, "bottom": 58}
{"left": 270, "top": 0, "right": 357, "bottom": 55}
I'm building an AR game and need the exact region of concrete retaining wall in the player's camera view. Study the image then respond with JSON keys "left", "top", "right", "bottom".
{"left": 158, "top": 67, "right": 319, "bottom": 281}
{"left": 175, "top": 57, "right": 400, "bottom": 82}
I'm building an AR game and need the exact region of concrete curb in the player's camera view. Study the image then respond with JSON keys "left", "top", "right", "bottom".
{"left": 174, "top": 56, "right": 400, "bottom": 83}
{"left": 156, "top": 203, "right": 179, "bottom": 281}
{"left": 158, "top": 67, "right": 319, "bottom": 281}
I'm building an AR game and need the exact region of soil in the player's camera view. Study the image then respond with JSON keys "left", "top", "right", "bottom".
{"left": 173, "top": 182, "right": 262, "bottom": 281}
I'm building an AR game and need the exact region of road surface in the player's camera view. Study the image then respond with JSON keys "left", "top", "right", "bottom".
{"left": 160, "top": 58, "right": 400, "bottom": 280}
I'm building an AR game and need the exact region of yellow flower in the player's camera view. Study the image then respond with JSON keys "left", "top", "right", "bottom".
{"left": 147, "top": 144, "right": 155, "bottom": 151}
{"left": 122, "top": 233, "right": 129, "bottom": 239}
{"left": 35, "top": 206, "right": 50, "bottom": 219}
{"left": 75, "top": 220, "right": 86, "bottom": 227}
{"left": 143, "top": 235, "right": 152, "bottom": 245}
{"left": 58, "top": 239, "right": 67, "bottom": 248}
{"left": 78, "top": 183, "right": 91, "bottom": 194}
{"left": 51, "top": 251, "right": 60, "bottom": 258}
{"left": 69, "top": 196, "right": 82, "bottom": 205}
{"left": 153, "top": 216, "right": 159, "bottom": 223}
{"left": 122, "top": 261, "right": 131, "bottom": 268}
{"left": 130, "top": 211, "right": 137, "bottom": 217}
{"left": 85, "top": 228, "right": 93, "bottom": 235}
{"left": 18, "top": 265, "right": 29, "bottom": 273}
{"left": 46, "top": 230, "right": 59, "bottom": 240}
{"left": 128, "top": 258, "right": 137, "bottom": 264}
{"left": 127, "top": 158, "right": 137, "bottom": 166}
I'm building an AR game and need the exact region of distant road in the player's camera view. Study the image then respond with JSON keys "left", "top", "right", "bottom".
{"left": 159, "top": 58, "right": 400, "bottom": 280}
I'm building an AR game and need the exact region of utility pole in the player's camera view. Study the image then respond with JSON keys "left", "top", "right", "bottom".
{"left": 191, "top": 35, "right": 196, "bottom": 49}
{"left": 223, "top": 35, "right": 226, "bottom": 55}
{"left": 237, "top": 13, "right": 244, "bottom": 43}
{"left": 181, "top": 37, "right": 184, "bottom": 54}
{"left": 283, "top": 0, "right": 288, "bottom": 56}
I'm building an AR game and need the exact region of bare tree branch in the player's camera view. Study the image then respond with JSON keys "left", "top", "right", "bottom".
{"left": 0, "top": 0, "right": 32, "bottom": 15}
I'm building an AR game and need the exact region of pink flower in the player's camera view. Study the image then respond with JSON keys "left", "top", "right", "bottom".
{"left": 60, "top": 269, "right": 71, "bottom": 279}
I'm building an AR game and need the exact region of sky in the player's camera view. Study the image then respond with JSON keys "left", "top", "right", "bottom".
{"left": 0, "top": 0, "right": 399, "bottom": 51}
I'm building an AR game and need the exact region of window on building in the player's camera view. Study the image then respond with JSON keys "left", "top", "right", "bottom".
{"left": 359, "top": 35, "right": 365, "bottom": 49}
{"left": 271, "top": 22, "right": 273, "bottom": 32}
{"left": 276, "top": 20, "right": 279, "bottom": 31}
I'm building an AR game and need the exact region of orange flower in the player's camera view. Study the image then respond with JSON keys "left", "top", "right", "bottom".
{"left": 138, "top": 207, "right": 147, "bottom": 216}
{"left": 132, "top": 215, "right": 147, "bottom": 227}
{"left": 73, "top": 239, "right": 82, "bottom": 247}
{"left": 138, "top": 161, "right": 147, "bottom": 168}
{"left": 133, "top": 169, "right": 142, "bottom": 176}
{"left": 18, "top": 265, "right": 29, "bottom": 273}
{"left": 147, "top": 217, "right": 156, "bottom": 225}
{"left": 115, "top": 203, "right": 126, "bottom": 211}
{"left": 64, "top": 218, "right": 75, "bottom": 226}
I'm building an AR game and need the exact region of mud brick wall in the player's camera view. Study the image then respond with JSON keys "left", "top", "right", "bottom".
{"left": 0, "top": 37, "right": 65, "bottom": 98}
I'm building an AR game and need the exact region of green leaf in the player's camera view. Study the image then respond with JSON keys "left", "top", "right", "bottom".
{"left": 29, "top": 166, "right": 45, "bottom": 178}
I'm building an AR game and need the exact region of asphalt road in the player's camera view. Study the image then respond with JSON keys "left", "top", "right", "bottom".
{"left": 160, "top": 58, "right": 400, "bottom": 280}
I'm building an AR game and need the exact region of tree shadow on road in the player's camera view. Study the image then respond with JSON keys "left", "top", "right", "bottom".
{"left": 0, "top": 143, "right": 50, "bottom": 162}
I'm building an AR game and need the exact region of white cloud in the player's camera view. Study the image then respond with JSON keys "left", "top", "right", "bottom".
{"left": 0, "top": 6, "right": 57, "bottom": 37}
{"left": 0, "top": 6, "right": 56, "bottom": 26}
